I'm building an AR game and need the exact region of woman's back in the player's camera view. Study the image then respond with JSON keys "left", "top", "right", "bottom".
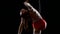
{"left": 21, "top": 11, "right": 33, "bottom": 34}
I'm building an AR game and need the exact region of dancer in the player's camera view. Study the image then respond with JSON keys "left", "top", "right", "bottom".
{"left": 18, "top": 0, "right": 47, "bottom": 34}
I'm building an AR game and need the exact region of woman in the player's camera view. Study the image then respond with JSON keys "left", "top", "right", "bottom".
{"left": 18, "top": 1, "right": 47, "bottom": 34}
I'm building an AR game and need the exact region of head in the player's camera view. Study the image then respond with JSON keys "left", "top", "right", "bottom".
{"left": 20, "top": 9, "right": 28, "bottom": 15}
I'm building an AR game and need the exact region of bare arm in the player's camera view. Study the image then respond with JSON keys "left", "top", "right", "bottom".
{"left": 18, "top": 17, "right": 24, "bottom": 34}
{"left": 18, "top": 9, "right": 27, "bottom": 34}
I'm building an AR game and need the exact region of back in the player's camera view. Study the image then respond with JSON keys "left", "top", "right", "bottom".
{"left": 21, "top": 11, "right": 33, "bottom": 34}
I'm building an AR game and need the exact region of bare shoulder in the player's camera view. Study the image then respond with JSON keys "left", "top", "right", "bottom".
{"left": 20, "top": 9, "right": 28, "bottom": 13}
{"left": 20, "top": 9, "right": 28, "bottom": 15}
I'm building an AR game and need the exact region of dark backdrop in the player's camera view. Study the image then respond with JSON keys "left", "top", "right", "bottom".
{"left": 0, "top": 0, "right": 48, "bottom": 34}
{"left": 16, "top": 0, "right": 48, "bottom": 34}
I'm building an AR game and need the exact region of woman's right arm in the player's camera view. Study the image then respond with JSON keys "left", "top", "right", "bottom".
{"left": 18, "top": 9, "right": 26, "bottom": 34}
{"left": 18, "top": 17, "right": 24, "bottom": 34}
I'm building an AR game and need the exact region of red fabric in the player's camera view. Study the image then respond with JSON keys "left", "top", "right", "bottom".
{"left": 32, "top": 19, "right": 46, "bottom": 30}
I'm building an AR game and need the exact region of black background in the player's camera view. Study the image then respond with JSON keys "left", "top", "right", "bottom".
{"left": 0, "top": 0, "right": 48, "bottom": 34}
{"left": 16, "top": 0, "right": 48, "bottom": 34}
{"left": 16, "top": 0, "right": 48, "bottom": 22}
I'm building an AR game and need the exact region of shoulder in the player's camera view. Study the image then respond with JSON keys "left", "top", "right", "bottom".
{"left": 20, "top": 9, "right": 28, "bottom": 16}
{"left": 20, "top": 9, "right": 25, "bottom": 16}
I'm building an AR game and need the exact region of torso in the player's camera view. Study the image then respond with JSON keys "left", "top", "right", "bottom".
{"left": 21, "top": 12, "right": 33, "bottom": 34}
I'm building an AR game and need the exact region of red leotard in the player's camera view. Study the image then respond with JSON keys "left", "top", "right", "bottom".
{"left": 32, "top": 19, "right": 46, "bottom": 30}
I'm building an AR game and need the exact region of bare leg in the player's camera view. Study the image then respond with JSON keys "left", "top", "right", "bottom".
{"left": 35, "top": 29, "right": 40, "bottom": 34}
{"left": 33, "top": 28, "right": 42, "bottom": 34}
